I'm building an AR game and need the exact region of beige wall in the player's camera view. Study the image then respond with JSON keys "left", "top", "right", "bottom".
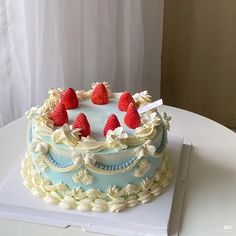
{"left": 161, "top": 0, "right": 236, "bottom": 128}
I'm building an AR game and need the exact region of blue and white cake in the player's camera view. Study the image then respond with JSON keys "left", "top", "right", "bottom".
{"left": 21, "top": 82, "right": 172, "bottom": 212}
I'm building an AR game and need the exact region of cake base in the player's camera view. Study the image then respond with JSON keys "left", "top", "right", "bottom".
{"left": 20, "top": 151, "right": 172, "bottom": 212}
{"left": 0, "top": 135, "right": 191, "bottom": 236}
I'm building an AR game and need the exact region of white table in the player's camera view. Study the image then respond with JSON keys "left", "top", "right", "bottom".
{"left": 1, "top": 105, "right": 236, "bottom": 236}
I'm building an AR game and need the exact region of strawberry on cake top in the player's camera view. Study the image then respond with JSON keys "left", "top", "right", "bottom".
{"left": 49, "top": 83, "right": 142, "bottom": 141}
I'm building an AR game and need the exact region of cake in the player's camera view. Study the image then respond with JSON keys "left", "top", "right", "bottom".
{"left": 22, "top": 82, "right": 172, "bottom": 212}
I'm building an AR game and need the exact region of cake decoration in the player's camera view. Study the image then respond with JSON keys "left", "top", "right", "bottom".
{"left": 72, "top": 113, "right": 91, "bottom": 137}
{"left": 133, "top": 158, "right": 151, "bottom": 177}
{"left": 105, "top": 127, "right": 128, "bottom": 150}
{"left": 72, "top": 169, "right": 95, "bottom": 185}
{"left": 61, "top": 87, "right": 79, "bottom": 109}
{"left": 124, "top": 103, "right": 141, "bottom": 129}
{"left": 50, "top": 102, "right": 68, "bottom": 126}
{"left": 22, "top": 82, "right": 172, "bottom": 212}
{"left": 118, "top": 91, "right": 136, "bottom": 112}
{"left": 103, "top": 114, "right": 121, "bottom": 136}
{"left": 133, "top": 90, "right": 152, "bottom": 106}
{"left": 91, "top": 83, "right": 109, "bottom": 105}
{"left": 51, "top": 123, "right": 80, "bottom": 146}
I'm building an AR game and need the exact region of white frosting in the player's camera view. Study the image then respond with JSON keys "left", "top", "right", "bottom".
{"left": 72, "top": 151, "right": 96, "bottom": 166}
{"left": 126, "top": 195, "right": 140, "bottom": 208}
{"left": 137, "top": 191, "right": 153, "bottom": 204}
{"left": 33, "top": 156, "right": 49, "bottom": 172}
{"left": 75, "top": 90, "right": 90, "bottom": 100}
{"left": 56, "top": 182, "right": 69, "bottom": 192}
{"left": 92, "top": 199, "right": 108, "bottom": 212}
{"left": 44, "top": 192, "right": 61, "bottom": 204}
{"left": 162, "top": 112, "right": 171, "bottom": 131}
{"left": 86, "top": 189, "right": 106, "bottom": 201}
{"left": 133, "top": 158, "right": 151, "bottom": 177}
{"left": 108, "top": 198, "right": 127, "bottom": 212}
{"left": 35, "top": 124, "right": 53, "bottom": 136}
{"left": 134, "top": 140, "right": 156, "bottom": 159}
{"left": 77, "top": 198, "right": 92, "bottom": 211}
{"left": 141, "top": 111, "right": 161, "bottom": 126}
{"left": 125, "top": 184, "right": 141, "bottom": 196}
{"left": 134, "top": 112, "right": 160, "bottom": 139}
{"left": 59, "top": 196, "right": 77, "bottom": 209}
{"left": 107, "top": 186, "right": 125, "bottom": 198}
{"left": 25, "top": 106, "right": 42, "bottom": 119}
{"left": 72, "top": 169, "right": 94, "bottom": 185}
{"left": 141, "top": 177, "right": 154, "bottom": 191}
{"left": 77, "top": 136, "right": 106, "bottom": 152}
{"left": 31, "top": 185, "right": 46, "bottom": 198}
{"left": 133, "top": 90, "right": 152, "bottom": 106}
{"left": 51, "top": 124, "right": 80, "bottom": 146}
{"left": 29, "top": 139, "right": 49, "bottom": 154}
{"left": 106, "top": 127, "right": 128, "bottom": 151}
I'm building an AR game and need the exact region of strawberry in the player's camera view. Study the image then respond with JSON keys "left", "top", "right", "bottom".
{"left": 72, "top": 113, "right": 91, "bottom": 137}
{"left": 124, "top": 103, "right": 141, "bottom": 129}
{"left": 118, "top": 91, "right": 136, "bottom": 112}
{"left": 51, "top": 103, "right": 68, "bottom": 126}
{"left": 61, "top": 88, "right": 79, "bottom": 109}
{"left": 91, "top": 83, "right": 109, "bottom": 105}
{"left": 103, "top": 114, "right": 121, "bottom": 136}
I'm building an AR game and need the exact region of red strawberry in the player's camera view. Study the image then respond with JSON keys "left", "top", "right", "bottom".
{"left": 118, "top": 91, "right": 136, "bottom": 112}
{"left": 72, "top": 113, "right": 91, "bottom": 137}
{"left": 61, "top": 88, "right": 79, "bottom": 109}
{"left": 124, "top": 103, "right": 141, "bottom": 129}
{"left": 51, "top": 103, "right": 68, "bottom": 126}
{"left": 91, "top": 83, "right": 109, "bottom": 105}
{"left": 103, "top": 114, "right": 121, "bottom": 136}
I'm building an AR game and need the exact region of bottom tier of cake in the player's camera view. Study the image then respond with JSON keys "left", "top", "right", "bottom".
{"left": 21, "top": 151, "right": 173, "bottom": 212}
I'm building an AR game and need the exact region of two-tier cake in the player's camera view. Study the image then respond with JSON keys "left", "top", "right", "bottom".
{"left": 21, "top": 82, "right": 172, "bottom": 212}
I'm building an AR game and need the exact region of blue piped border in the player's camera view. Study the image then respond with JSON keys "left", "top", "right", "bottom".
{"left": 47, "top": 154, "right": 74, "bottom": 168}
{"left": 95, "top": 157, "right": 136, "bottom": 170}
{"left": 46, "top": 153, "right": 137, "bottom": 170}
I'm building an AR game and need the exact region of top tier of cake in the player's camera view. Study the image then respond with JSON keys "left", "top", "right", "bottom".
{"left": 26, "top": 82, "right": 170, "bottom": 159}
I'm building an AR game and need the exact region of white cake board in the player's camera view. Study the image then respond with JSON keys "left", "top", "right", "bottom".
{"left": 0, "top": 135, "right": 191, "bottom": 236}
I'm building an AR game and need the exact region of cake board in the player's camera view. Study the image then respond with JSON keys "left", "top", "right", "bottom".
{"left": 0, "top": 134, "right": 191, "bottom": 236}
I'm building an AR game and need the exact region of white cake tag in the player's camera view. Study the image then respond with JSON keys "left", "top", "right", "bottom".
{"left": 138, "top": 99, "right": 163, "bottom": 114}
